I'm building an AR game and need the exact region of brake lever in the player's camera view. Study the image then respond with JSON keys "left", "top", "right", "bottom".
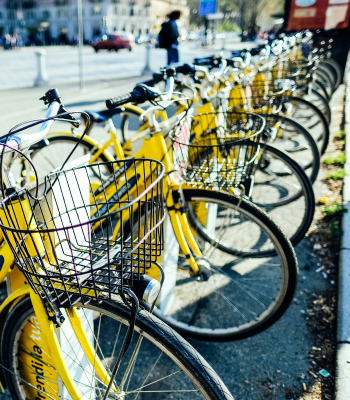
{"left": 54, "top": 104, "right": 81, "bottom": 128}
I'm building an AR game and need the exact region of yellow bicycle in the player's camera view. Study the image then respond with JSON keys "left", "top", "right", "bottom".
{"left": 0, "top": 88, "right": 235, "bottom": 400}
{"left": 22, "top": 85, "right": 299, "bottom": 341}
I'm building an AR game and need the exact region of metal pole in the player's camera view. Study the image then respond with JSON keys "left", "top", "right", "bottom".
{"left": 142, "top": 41, "right": 152, "bottom": 75}
{"left": 204, "top": 16, "right": 208, "bottom": 46}
{"left": 77, "top": 0, "right": 84, "bottom": 90}
{"left": 240, "top": 0, "right": 245, "bottom": 41}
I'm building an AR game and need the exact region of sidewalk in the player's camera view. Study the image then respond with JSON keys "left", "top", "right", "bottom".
{"left": 336, "top": 65, "right": 350, "bottom": 400}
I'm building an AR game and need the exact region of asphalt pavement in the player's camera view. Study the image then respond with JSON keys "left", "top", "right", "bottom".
{"left": 0, "top": 61, "right": 344, "bottom": 399}
{"left": 0, "top": 38, "right": 256, "bottom": 90}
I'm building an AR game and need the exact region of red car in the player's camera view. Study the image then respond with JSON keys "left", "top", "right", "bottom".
{"left": 92, "top": 33, "right": 134, "bottom": 52}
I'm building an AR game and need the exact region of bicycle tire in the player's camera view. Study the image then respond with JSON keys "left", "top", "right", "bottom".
{"left": 313, "top": 79, "right": 330, "bottom": 102}
{"left": 284, "top": 96, "right": 330, "bottom": 154}
{"left": 320, "top": 59, "right": 342, "bottom": 89}
{"left": 151, "top": 189, "right": 298, "bottom": 341}
{"left": 1, "top": 296, "right": 234, "bottom": 400}
{"left": 252, "top": 143, "right": 315, "bottom": 248}
{"left": 308, "top": 88, "right": 331, "bottom": 123}
{"left": 317, "top": 64, "right": 336, "bottom": 92}
{"left": 315, "top": 69, "right": 334, "bottom": 99}
{"left": 264, "top": 114, "right": 320, "bottom": 184}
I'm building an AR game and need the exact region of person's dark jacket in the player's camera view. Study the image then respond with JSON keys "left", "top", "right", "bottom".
{"left": 169, "top": 19, "right": 180, "bottom": 46}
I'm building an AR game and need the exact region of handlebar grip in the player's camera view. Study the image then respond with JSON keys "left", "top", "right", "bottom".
{"left": 175, "top": 64, "right": 195, "bottom": 75}
{"left": 153, "top": 73, "right": 165, "bottom": 83}
{"left": 193, "top": 57, "right": 212, "bottom": 66}
{"left": 106, "top": 93, "right": 134, "bottom": 109}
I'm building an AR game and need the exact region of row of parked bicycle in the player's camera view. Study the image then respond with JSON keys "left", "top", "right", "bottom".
{"left": 0, "top": 30, "right": 342, "bottom": 399}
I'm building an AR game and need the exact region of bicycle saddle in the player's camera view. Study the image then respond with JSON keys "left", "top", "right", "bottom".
{"left": 84, "top": 108, "right": 123, "bottom": 124}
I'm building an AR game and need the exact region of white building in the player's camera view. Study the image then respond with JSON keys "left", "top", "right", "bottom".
{"left": 0, "top": 0, "right": 189, "bottom": 44}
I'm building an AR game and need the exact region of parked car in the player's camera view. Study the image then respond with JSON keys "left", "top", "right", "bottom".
{"left": 135, "top": 34, "right": 149, "bottom": 44}
{"left": 148, "top": 34, "right": 159, "bottom": 47}
{"left": 92, "top": 32, "right": 135, "bottom": 52}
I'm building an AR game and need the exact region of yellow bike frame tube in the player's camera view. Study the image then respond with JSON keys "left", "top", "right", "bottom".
{"left": 163, "top": 179, "right": 200, "bottom": 274}
{"left": 143, "top": 133, "right": 202, "bottom": 274}
{"left": 112, "top": 134, "right": 125, "bottom": 160}
{"left": 0, "top": 243, "right": 15, "bottom": 285}
{"left": 30, "top": 291, "right": 84, "bottom": 400}
{"left": 0, "top": 199, "right": 45, "bottom": 258}
{"left": 66, "top": 308, "right": 118, "bottom": 392}
{"left": 177, "top": 212, "right": 202, "bottom": 256}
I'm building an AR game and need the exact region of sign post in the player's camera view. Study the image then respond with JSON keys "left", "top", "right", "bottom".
{"left": 77, "top": 0, "right": 84, "bottom": 91}
{"left": 199, "top": 0, "right": 216, "bottom": 46}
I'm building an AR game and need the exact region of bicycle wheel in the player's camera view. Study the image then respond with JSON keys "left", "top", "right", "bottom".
{"left": 151, "top": 189, "right": 298, "bottom": 341}
{"left": 265, "top": 114, "right": 320, "bottom": 183}
{"left": 297, "top": 88, "right": 332, "bottom": 124}
{"left": 315, "top": 69, "right": 334, "bottom": 99}
{"left": 317, "top": 64, "right": 336, "bottom": 92}
{"left": 252, "top": 143, "right": 315, "bottom": 247}
{"left": 320, "top": 59, "right": 342, "bottom": 90}
{"left": 313, "top": 79, "right": 330, "bottom": 102}
{"left": 27, "top": 133, "right": 115, "bottom": 182}
{"left": 283, "top": 96, "right": 330, "bottom": 154}
{"left": 1, "top": 296, "right": 234, "bottom": 400}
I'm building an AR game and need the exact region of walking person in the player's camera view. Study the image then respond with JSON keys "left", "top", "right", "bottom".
{"left": 158, "top": 10, "right": 182, "bottom": 65}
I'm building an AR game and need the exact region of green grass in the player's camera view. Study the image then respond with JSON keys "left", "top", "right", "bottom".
{"left": 323, "top": 151, "right": 346, "bottom": 165}
{"left": 326, "top": 168, "right": 346, "bottom": 180}
{"left": 322, "top": 201, "right": 346, "bottom": 217}
{"left": 335, "top": 130, "right": 346, "bottom": 139}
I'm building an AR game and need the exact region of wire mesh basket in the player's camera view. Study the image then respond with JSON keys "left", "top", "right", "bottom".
{"left": 170, "top": 111, "right": 265, "bottom": 191}
{"left": 0, "top": 159, "right": 164, "bottom": 306}
{"left": 272, "top": 58, "right": 317, "bottom": 90}
{"left": 224, "top": 80, "right": 291, "bottom": 114}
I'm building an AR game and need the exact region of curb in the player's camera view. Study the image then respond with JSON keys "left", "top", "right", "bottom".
{"left": 336, "top": 70, "right": 350, "bottom": 399}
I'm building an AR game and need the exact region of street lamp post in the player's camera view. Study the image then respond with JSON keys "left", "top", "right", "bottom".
{"left": 77, "top": 0, "right": 84, "bottom": 90}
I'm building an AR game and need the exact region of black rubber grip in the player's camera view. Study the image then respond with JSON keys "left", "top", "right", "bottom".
{"left": 106, "top": 93, "right": 134, "bottom": 109}
{"left": 153, "top": 73, "right": 165, "bottom": 83}
{"left": 175, "top": 64, "right": 195, "bottom": 75}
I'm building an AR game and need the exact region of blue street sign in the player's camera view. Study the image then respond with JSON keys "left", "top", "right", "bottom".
{"left": 199, "top": 0, "right": 216, "bottom": 16}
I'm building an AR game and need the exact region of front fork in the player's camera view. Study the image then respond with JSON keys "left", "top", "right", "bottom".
{"left": 30, "top": 291, "right": 118, "bottom": 400}
{"left": 163, "top": 178, "right": 202, "bottom": 276}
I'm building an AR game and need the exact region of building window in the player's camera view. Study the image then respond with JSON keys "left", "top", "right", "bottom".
{"left": 90, "top": 0, "right": 102, "bottom": 3}
{"left": 91, "top": 5, "right": 101, "bottom": 15}
{"left": 57, "top": 8, "right": 67, "bottom": 18}
{"left": 25, "top": 10, "right": 35, "bottom": 19}
{"left": 130, "top": 7, "right": 134, "bottom": 16}
{"left": 43, "top": 10, "right": 50, "bottom": 19}
{"left": 138, "top": 9, "right": 142, "bottom": 16}
{"left": 114, "top": 6, "right": 118, "bottom": 14}
{"left": 122, "top": 7, "right": 126, "bottom": 16}
{"left": 0, "top": 12, "right": 2, "bottom": 18}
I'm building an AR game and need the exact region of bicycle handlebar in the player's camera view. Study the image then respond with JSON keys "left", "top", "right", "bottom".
{"left": 1, "top": 100, "right": 60, "bottom": 155}
{"left": 106, "top": 84, "right": 160, "bottom": 109}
